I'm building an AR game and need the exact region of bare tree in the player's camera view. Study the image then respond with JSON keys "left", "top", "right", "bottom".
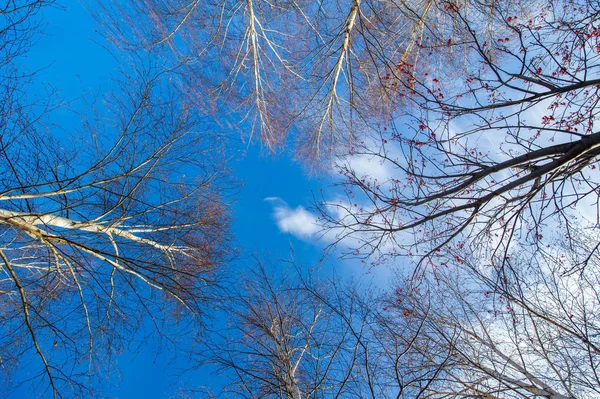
{"left": 378, "top": 226, "right": 600, "bottom": 399}
{"left": 95, "top": 0, "right": 508, "bottom": 159}
{"left": 207, "top": 234, "right": 600, "bottom": 398}
{"left": 307, "top": 0, "right": 600, "bottom": 393}
{"left": 0, "top": 0, "right": 54, "bottom": 67}
{"left": 201, "top": 258, "right": 457, "bottom": 399}
{"left": 205, "top": 259, "right": 358, "bottom": 398}
{"left": 317, "top": 0, "right": 600, "bottom": 269}
{"left": 94, "top": 0, "right": 600, "bottom": 265}
{"left": 0, "top": 3, "right": 232, "bottom": 397}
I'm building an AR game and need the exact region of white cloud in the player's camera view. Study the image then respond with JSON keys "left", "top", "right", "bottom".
{"left": 338, "top": 152, "right": 394, "bottom": 182}
{"left": 264, "top": 197, "right": 319, "bottom": 239}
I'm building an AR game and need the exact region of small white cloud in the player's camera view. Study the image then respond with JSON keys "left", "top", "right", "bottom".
{"left": 265, "top": 197, "right": 319, "bottom": 239}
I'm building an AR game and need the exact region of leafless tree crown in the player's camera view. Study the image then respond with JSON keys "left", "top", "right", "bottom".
{"left": 0, "top": 2, "right": 232, "bottom": 396}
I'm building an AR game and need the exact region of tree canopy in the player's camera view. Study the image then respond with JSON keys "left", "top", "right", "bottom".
{"left": 1, "top": 0, "right": 599, "bottom": 397}
{"left": 1, "top": 2, "right": 231, "bottom": 396}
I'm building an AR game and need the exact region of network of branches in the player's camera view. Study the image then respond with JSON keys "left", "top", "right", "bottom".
{"left": 202, "top": 236, "right": 599, "bottom": 398}
{"left": 2, "top": 0, "right": 599, "bottom": 397}
{"left": 1, "top": 1, "right": 231, "bottom": 396}
{"left": 317, "top": 0, "right": 600, "bottom": 270}
{"left": 98, "top": 0, "right": 511, "bottom": 159}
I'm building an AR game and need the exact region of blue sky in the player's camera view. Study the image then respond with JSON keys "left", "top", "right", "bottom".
{"left": 5, "top": 2, "right": 375, "bottom": 397}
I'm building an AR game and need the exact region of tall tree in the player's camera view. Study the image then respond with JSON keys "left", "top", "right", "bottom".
{"left": 318, "top": 0, "right": 600, "bottom": 268}
{"left": 310, "top": 1, "right": 600, "bottom": 396}
{"left": 0, "top": 2, "right": 232, "bottom": 397}
{"left": 97, "top": 0, "right": 503, "bottom": 159}
{"left": 205, "top": 260, "right": 360, "bottom": 398}
{"left": 203, "top": 240, "right": 599, "bottom": 398}
{"left": 202, "top": 259, "right": 453, "bottom": 399}
{"left": 380, "top": 227, "right": 600, "bottom": 398}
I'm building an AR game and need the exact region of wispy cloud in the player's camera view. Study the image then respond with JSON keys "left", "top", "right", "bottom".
{"left": 337, "top": 151, "right": 394, "bottom": 183}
